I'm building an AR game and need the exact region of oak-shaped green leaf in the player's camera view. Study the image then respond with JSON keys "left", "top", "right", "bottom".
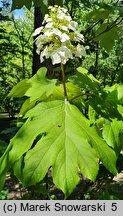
{"left": 103, "top": 119, "right": 123, "bottom": 154}
{"left": 11, "top": 0, "right": 32, "bottom": 10}
{"left": 19, "top": 81, "right": 83, "bottom": 115}
{"left": 86, "top": 8, "right": 109, "bottom": 21}
{"left": 105, "top": 84, "right": 123, "bottom": 104}
{"left": 19, "top": 98, "right": 36, "bottom": 116}
{"left": 8, "top": 67, "right": 57, "bottom": 104}
{"left": 66, "top": 82, "right": 80, "bottom": 97}
{"left": 0, "top": 154, "right": 9, "bottom": 190}
{"left": 5, "top": 100, "right": 116, "bottom": 196}
{"left": 69, "top": 67, "right": 100, "bottom": 92}
{"left": 25, "top": 67, "right": 57, "bottom": 102}
{"left": 8, "top": 80, "right": 31, "bottom": 98}
{"left": 88, "top": 90, "right": 122, "bottom": 120}
{"left": 88, "top": 105, "right": 97, "bottom": 124}
{"left": 95, "top": 26, "right": 119, "bottom": 52}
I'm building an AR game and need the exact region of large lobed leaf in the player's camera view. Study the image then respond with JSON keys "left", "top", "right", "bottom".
{"left": 11, "top": 0, "right": 32, "bottom": 10}
{"left": 95, "top": 26, "right": 119, "bottom": 52}
{"left": 105, "top": 84, "right": 123, "bottom": 105}
{"left": 86, "top": 8, "right": 109, "bottom": 21}
{"left": 103, "top": 119, "right": 123, "bottom": 154}
{"left": 0, "top": 100, "right": 117, "bottom": 196}
{"left": 25, "top": 68, "right": 57, "bottom": 102}
{"left": 0, "top": 153, "right": 10, "bottom": 190}
{"left": 8, "top": 80, "right": 31, "bottom": 98}
{"left": 88, "top": 90, "right": 123, "bottom": 120}
{"left": 8, "top": 67, "right": 57, "bottom": 101}
{"left": 69, "top": 67, "right": 100, "bottom": 93}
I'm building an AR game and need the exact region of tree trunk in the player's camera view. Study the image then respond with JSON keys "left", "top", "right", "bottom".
{"left": 32, "top": 7, "right": 43, "bottom": 75}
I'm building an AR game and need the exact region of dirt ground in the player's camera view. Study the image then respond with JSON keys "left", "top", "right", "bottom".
{"left": 3, "top": 172, "right": 123, "bottom": 200}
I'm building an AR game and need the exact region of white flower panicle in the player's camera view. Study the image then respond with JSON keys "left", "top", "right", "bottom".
{"left": 34, "top": 5, "right": 85, "bottom": 65}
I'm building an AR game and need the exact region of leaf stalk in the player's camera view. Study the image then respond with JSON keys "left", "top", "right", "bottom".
{"left": 70, "top": 92, "right": 94, "bottom": 101}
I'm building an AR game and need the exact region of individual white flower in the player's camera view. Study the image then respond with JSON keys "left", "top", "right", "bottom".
{"left": 61, "top": 26, "right": 68, "bottom": 31}
{"left": 35, "top": 34, "right": 46, "bottom": 47}
{"left": 40, "top": 46, "right": 49, "bottom": 62}
{"left": 33, "top": 26, "right": 43, "bottom": 36}
{"left": 56, "top": 11, "right": 64, "bottom": 20}
{"left": 51, "top": 52, "right": 61, "bottom": 65}
{"left": 43, "top": 13, "right": 53, "bottom": 24}
{"left": 60, "top": 33, "right": 70, "bottom": 42}
{"left": 48, "top": 5, "right": 58, "bottom": 10}
{"left": 46, "top": 17, "right": 52, "bottom": 23}
{"left": 36, "top": 42, "right": 43, "bottom": 54}
{"left": 53, "top": 29, "right": 62, "bottom": 37}
{"left": 45, "top": 22, "right": 53, "bottom": 28}
{"left": 75, "top": 32, "right": 84, "bottom": 41}
{"left": 48, "top": 6, "right": 53, "bottom": 9}
{"left": 51, "top": 46, "right": 73, "bottom": 65}
{"left": 60, "top": 7, "right": 68, "bottom": 13}
{"left": 43, "top": 14, "right": 49, "bottom": 22}
{"left": 44, "top": 28, "right": 62, "bottom": 38}
{"left": 75, "top": 44, "right": 86, "bottom": 58}
{"left": 44, "top": 30, "right": 53, "bottom": 37}
{"left": 81, "top": 46, "right": 86, "bottom": 56}
{"left": 57, "top": 12, "right": 71, "bottom": 22}
{"left": 69, "top": 21, "right": 78, "bottom": 31}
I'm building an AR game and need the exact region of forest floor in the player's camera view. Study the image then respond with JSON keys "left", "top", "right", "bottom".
{"left": 0, "top": 113, "right": 123, "bottom": 200}
{"left": 3, "top": 170, "right": 123, "bottom": 200}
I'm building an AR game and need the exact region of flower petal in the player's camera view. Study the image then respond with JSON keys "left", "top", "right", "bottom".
{"left": 51, "top": 52, "right": 61, "bottom": 65}
{"left": 75, "top": 44, "right": 86, "bottom": 57}
{"left": 33, "top": 27, "right": 43, "bottom": 36}
{"left": 60, "top": 33, "right": 70, "bottom": 42}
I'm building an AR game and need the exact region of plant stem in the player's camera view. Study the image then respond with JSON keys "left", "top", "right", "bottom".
{"left": 89, "top": 16, "right": 123, "bottom": 43}
{"left": 61, "top": 63, "right": 68, "bottom": 101}
{"left": 70, "top": 92, "right": 93, "bottom": 101}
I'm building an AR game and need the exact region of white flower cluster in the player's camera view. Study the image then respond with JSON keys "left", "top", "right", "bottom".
{"left": 34, "top": 5, "right": 86, "bottom": 65}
